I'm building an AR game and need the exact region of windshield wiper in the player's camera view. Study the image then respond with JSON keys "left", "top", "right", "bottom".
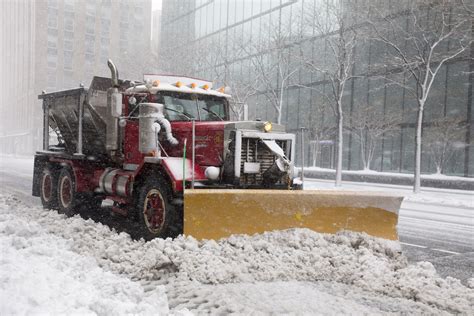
{"left": 201, "top": 107, "right": 223, "bottom": 121}
{"left": 164, "top": 107, "right": 193, "bottom": 120}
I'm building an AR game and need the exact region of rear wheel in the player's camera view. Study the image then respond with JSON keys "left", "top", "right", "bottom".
{"left": 40, "top": 166, "right": 58, "bottom": 209}
{"left": 136, "top": 176, "right": 178, "bottom": 240}
{"left": 57, "top": 168, "right": 79, "bottom": 216}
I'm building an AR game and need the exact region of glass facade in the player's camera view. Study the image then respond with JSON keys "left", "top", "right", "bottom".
{"left": 159, "top": 0, "right": 472, "bottom": 177}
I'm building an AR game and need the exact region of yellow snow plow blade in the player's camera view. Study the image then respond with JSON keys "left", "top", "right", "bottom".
{"left": 184, "top": 189, "right": 402, "bottom": 241}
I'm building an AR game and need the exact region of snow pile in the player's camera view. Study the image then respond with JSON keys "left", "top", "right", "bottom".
{"left": 167, "top": 230, "right": 473, "bottom": 313}
{"left": 0, "top": 196, "right": 170, "bottom": 315}
{"left": 1, "top": 193, "right": 473, "bottom": 314}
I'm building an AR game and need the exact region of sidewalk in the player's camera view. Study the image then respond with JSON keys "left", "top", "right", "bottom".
{"left": 299, "top": 167, "right": 474, "bottom": 191}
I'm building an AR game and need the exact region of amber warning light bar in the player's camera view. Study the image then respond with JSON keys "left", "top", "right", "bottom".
{"left": 143, "top": 74, "right": 212, "bottom": 89}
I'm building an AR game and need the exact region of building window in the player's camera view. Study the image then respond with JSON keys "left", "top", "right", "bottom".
{"left": 100, "top": 37, "right": 109, "bottom": 46}
{"left": 119, "top": 40, "right": 128, "bottom": 52}
{"left": 47, "top": 0, "right": 58, "bottom": 8}
{"left": 64, "top": 70, "right": 74, "bottom": 88}
{"left": 86, "top": 16, "right": 95, "bottom": 35}
{"left": 133, "top": 5, "right": 143, "bottom": 20}
{"left": 47, "top": 48, "right": 57, "bottom": 68}
{"left": 47, "top": 34, "right": 57, "bottom": 48}
{"left": 64, "top": 0, "right": 74, "bottom": 12}
{"left": 47, "top": 72, "right": 56, "bottom": 89}
{"left": 101, "top": 19, "right": 110, "bottom": 36}
{"left": 119, "top": 22, "right": 129, "bottom": 40}
{"left": 100, "top": 48, "right": 109, "bottom": 63}
{"left": 47, "top": 40, "right": 56, "bottom": 48}
{"left": 64, "top": 31, "right": 74, "bottom": 40}
{"left": 64, "top": 51, "right": 73, "bottom": 70}
{"left": 64, "top": 17, "right": 74, "bottom": 32}
{"left": 48, "top": 15, "right": 58, "bottom": 28}
{"left": 86, "top": 1, "right": 96, "bottom": 17}
{"left": 85, "top": 53, "right": 95, "bottom": 65}
{"left": 47, "top": 48, "right": 58, "bottom": 56}
{"left": 47, "top": 28, "right": 58, "bottom": 36}
{"left": 64, "top": 40, "right": 73, "bottom": 51}
{"left": 85, "top": 35, "right": 95, "bottom": 54}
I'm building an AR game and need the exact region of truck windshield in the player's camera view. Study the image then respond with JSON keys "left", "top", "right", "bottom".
{"left": 155, "top": 92, "right": 228, "bottom": 122}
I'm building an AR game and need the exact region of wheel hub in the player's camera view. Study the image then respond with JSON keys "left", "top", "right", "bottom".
{"left": 143, "top": 189, "right": 166, "bottom": 234}
{"left": 42, "top": 173, "right": 52, "bottom": 202}
{"left": 60, "top": 176, "right": 72, "bottom": 207}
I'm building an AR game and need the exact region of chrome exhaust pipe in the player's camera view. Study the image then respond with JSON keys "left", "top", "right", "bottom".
{"left": 107, "top": 59, "right": 119, "bottom": 87}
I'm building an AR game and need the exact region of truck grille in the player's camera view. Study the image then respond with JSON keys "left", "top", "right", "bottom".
{"left": 239, "top": 137, "right": 289, "bottom": 185}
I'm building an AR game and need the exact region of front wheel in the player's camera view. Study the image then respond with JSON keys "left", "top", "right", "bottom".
{"left": 57, "top": 168, "right": 79, "bottom": 216}
{"left": 136, "top": 177, "right": 178, "bottom": 240}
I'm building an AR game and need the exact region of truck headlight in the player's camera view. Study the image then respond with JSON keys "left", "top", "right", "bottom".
{"left": 264, "top": 121, "right": 272, "bottom": 132}
{"left": 205, "top": 166, "right": 220, "bottom": 180}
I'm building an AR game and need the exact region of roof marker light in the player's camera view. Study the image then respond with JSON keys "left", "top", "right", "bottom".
{"left": 218, "top": 86, "right": 226, "bottom": 93}
{"left": 190, "top": 83, "right": 197, "bottom": 89}
{"left": 202, "top": 84, "right": 209, "bottom": 90}
{"left": 152, "top": 80, "right": 160, "bottom": 87}
{"left": 175, "top": 81, "right": 183, "bottom": 88}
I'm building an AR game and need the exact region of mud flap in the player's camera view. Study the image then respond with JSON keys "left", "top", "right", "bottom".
{"left": 183, "top": 189, "right": 402, "bottom": 240}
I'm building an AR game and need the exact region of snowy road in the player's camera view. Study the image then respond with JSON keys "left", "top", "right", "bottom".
{"left": 1, "top": 156, "right": 473, "bottom": 276}
{"left": 1, "top": 156, "right": 473, "bottom": 314}
{"left": 1, "top": 156, "right": 473, "bottom": 281}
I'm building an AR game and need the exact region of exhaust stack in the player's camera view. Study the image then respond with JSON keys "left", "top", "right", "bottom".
{"left": 105, "top": 60, "right": 122, "bottom": 151}
{"left": 107, "top": 59, "right": 120, "bottom": 88}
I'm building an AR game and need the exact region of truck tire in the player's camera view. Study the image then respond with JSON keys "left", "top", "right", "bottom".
{"left": 57, "top": 168, "right": 79, "bottom": 216}
{"left": 136, "top": 176, "right": 178, "bottom": 240}
{"left": 40, "top": 166, "right": 58, "bottom": 209}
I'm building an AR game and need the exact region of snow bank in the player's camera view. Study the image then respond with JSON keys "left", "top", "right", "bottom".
{"left": 0, "top": 196, "right": 169, "bottom": 315}
{"left": 166, "top": 230, "right": 473, "bottom": 313}
{"left": 303, "top": 166, "right": 474, "bottom": 182}
{"left": 1, "top": 193, "right": 473, "bottom": 314}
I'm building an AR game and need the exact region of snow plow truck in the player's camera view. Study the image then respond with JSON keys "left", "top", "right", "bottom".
{"left": 32, "top": 60, "right": 402, "bottom": 241}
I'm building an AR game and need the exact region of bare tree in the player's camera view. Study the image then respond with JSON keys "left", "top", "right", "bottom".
{"left": 305, "top": 99, "right": 336, "bottom": 167}
{"left": 243, "top": 19, "right": 300, "bottom": 124}
{"left": 226, "top": 79, "right": 260, "bottom": 120}
{"left": 302, "top": 0, "right": 358, "bottom": 186}
{"left": 192, "top": 35, "right": 260, "bottom": 121}
{"left": 347, "top": 104, "right": 403, "bottom": 170}
{"left": 368, "top": 0, "right": 472, "bottom": 192}
{"left": 424, "top": 116, "right": 466, "bottom": 174}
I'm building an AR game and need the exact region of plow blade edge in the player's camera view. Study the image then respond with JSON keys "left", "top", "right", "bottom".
{"left": 183, "top": 189, "right": 402, "bottom": 240}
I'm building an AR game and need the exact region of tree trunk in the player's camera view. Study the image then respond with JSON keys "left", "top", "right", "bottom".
{"left": 360, "top": 133, "right": 367, "bottom": 170}
{"left": 367, "top": 138, "right": 375, "bottom": 170}
{"left": 277, "top": 85, "right": 284, "bottom": 124}
{"left": 414, "top": 100, "right": 424, "bottom": 193}
{"left": 336, "top": 112, "right": 343, "bottom": 186}
{"left": 312, "top": 142, "right": 319, "bottom": 167}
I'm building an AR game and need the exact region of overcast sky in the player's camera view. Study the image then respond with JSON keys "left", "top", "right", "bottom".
{"left": 152, "top": 0, "right": 162, "bottom": 11}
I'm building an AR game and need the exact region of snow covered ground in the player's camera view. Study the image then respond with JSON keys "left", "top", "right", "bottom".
{"left": 1, "top": 155, "right": 473, "bottom": 314}
{"left": 303, "top": 166, "right": 474, "bottom": 183}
